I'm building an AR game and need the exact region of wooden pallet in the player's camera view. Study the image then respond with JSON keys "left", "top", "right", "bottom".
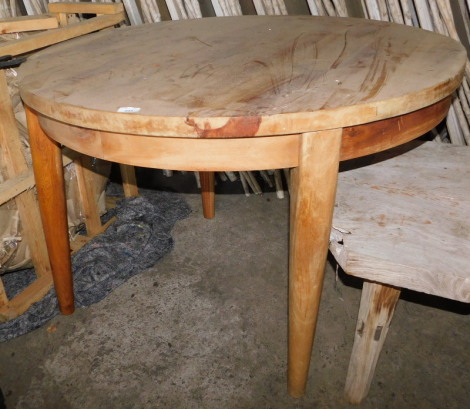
{"left": 0, "top": 2, "right": 128, "bottom": 322}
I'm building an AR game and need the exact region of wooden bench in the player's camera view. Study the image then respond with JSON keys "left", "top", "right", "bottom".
{"left": 329, "top": 141, "right": 470, "bottom": 403}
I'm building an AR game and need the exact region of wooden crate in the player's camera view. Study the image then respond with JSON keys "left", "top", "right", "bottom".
{"left": 0, "top": 2, "right": 128, "bottom": 321}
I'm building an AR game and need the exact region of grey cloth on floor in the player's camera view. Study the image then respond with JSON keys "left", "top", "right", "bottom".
{"left": 0, "top": 188, "right": 191, "bottom": 342}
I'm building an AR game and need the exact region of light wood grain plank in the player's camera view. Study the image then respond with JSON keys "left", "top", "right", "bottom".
{"left": 0, "top": 275, "right": 53, "bottom": 322}
{"left": 330, "top": 142, "right": 470, "bottom": 303}
{"left": 47, "top": 2, "right": 124, "bottom": 15}
{"left": 0, "top": 14, "right": 58, "bottom": 33}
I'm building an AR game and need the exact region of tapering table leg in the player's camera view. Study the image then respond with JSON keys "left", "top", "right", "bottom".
{"left": 288, "top": 129, "right": 343, "bottom": 397}
{"left": 25, "top": 106, "right": 75, "bottom": 315}
{"left": 200, "top": 171, "right": 215, "bottom": 219}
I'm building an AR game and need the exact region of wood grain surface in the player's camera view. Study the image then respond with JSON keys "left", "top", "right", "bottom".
{"left": 19, "top": 16, "right": 466, "bottom": 138}
{"left": 330, "top": 142, "right": 470, "bottom": 303}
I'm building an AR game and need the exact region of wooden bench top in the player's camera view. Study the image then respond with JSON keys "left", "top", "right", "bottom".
{"left": 330, "top": 142, "right": 470, "bottom": 303}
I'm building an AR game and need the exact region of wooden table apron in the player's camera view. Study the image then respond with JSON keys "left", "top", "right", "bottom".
{"left": 19, "top": 15, "right": 465, "bottom": 398}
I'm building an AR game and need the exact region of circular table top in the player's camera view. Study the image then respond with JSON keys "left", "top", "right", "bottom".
{"left": 19, "top": 16, "right": 466, "bottom": 138}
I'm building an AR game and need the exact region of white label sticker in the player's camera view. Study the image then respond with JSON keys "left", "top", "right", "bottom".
{"left": 117, "top": 106, "right": 141, "bottom": 113}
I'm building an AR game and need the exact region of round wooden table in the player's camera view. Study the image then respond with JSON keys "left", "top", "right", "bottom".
{"left": 19, "top": 16, "right": 465, "bottom": 397}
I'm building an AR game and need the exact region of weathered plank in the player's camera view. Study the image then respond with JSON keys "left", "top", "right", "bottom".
{"left": 330, "top": 141, "right": 470, "bottom": 302}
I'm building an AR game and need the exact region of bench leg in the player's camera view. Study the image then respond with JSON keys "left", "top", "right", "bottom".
{"left": 345, "top": 281, "right": 401, "bottom": 403}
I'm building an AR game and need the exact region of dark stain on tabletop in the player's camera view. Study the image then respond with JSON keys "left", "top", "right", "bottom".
{"left": 185, "top": 116, "right": 262, "bottom": 138}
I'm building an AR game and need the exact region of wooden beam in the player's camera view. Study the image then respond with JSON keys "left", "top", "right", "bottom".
{"left": 0, "top": 275, "right": 53, "bottom": 322}
{"left": 0, "top": 169, "right": 34, "bottom": 206}
{"left": 0, "top": 14, "right": 58, "bottom": 33}
{"left": 0, "top": 13, "right": 125, "bottom": 57}
{"left": 47, "top": 2, "right": 124, "bottom": 15}
{"left": 0, "top": 155, "right": 73, "bottom": 206}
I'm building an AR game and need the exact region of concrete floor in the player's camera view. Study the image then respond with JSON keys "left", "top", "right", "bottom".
{"left": 0, "top": 190, "right": 469, "bottom": 409}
